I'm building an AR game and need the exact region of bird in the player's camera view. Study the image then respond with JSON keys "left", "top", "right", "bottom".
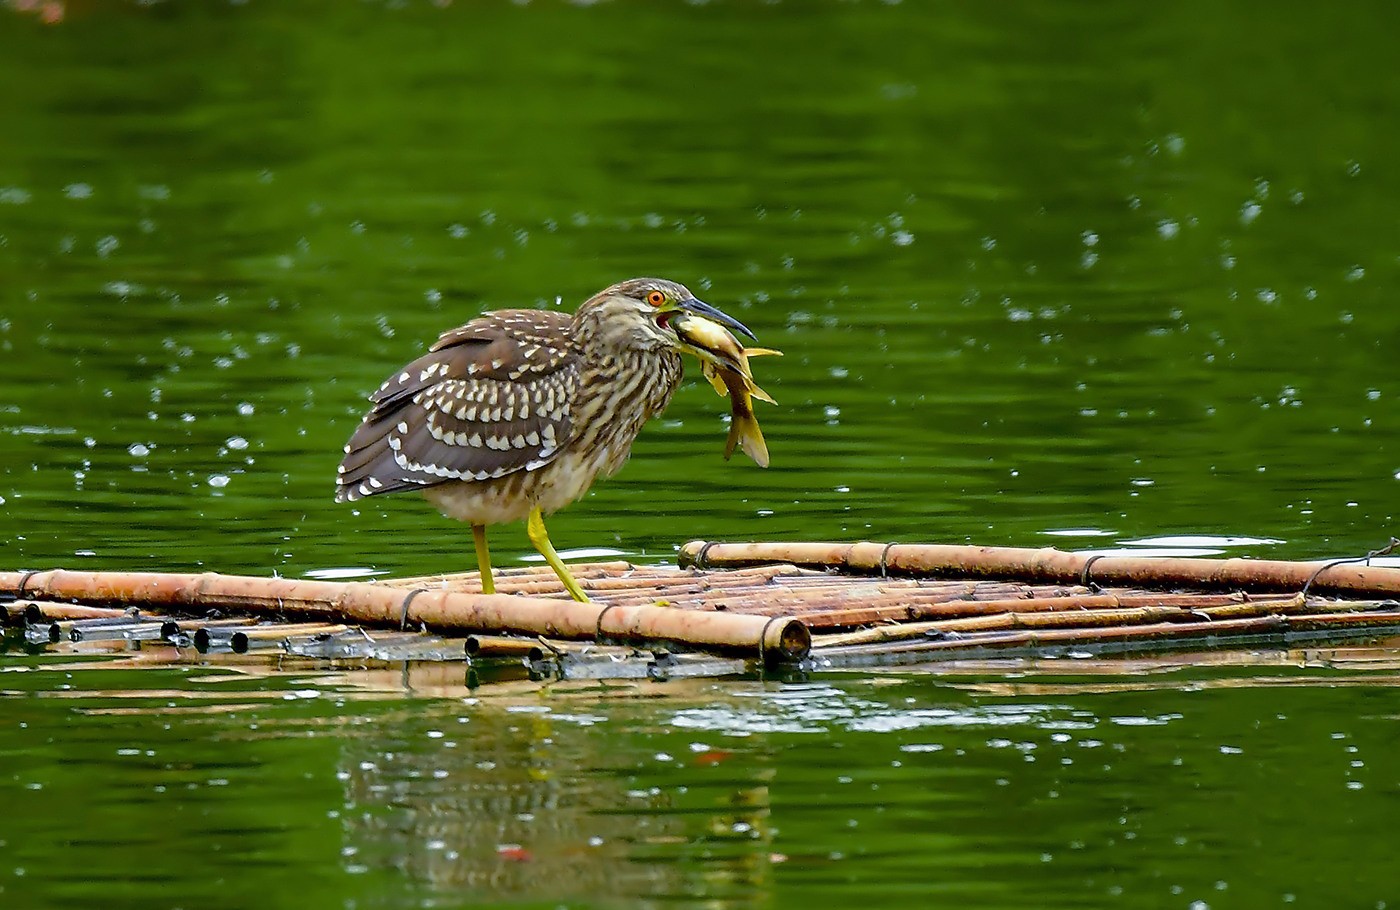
{"left": 335, "top": 277, "right": 756, "bottom": 602}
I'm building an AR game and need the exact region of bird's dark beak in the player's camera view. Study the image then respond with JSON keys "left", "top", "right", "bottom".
{"left": 678, "top": 298, "right": 756, "bottom": 340}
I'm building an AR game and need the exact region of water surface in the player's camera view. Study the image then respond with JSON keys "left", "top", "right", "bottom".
{"left": 2, "top": 2, "right": 1399, "bottom": 907}
{"left": 2, "top": 647, "right": 1398, "bottom": 909}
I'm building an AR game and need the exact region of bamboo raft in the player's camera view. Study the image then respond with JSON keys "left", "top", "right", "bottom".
{"left": 4, "top": 541, "right": 1400, "bottom": 680}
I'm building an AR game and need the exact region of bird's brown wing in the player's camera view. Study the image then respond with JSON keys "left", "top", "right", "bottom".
{"left": 336, "top": 310, "right": 579, "bottom": 501}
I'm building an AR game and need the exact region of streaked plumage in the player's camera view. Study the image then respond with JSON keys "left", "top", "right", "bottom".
{"left": 335, "top": 277, "right": 756, "bottom": 601}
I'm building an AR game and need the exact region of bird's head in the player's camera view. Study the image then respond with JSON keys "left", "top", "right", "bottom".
{"left": 580, "top": 277, "right": 755, "bottom": 351}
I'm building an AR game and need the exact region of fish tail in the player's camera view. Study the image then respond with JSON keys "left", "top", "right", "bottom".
{"left": 725, "top": 404, "right": 770, "bottom": 468}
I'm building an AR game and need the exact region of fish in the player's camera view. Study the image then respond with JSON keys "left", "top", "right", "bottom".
{"left": 672, "top": 312, "right": 781, "bottom": 467}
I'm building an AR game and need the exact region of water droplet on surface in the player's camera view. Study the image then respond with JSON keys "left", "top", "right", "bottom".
{"left": 208, "top": 474, "right": 230, "bottom": 489}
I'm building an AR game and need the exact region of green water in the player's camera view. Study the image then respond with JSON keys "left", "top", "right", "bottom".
{"left": 2, "top": 1, "right": 1399, "bottom": 907}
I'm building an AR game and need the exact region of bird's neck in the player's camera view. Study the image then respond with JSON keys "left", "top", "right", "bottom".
{"left": 569, "top": 304, "right": 683, "bottom": 440}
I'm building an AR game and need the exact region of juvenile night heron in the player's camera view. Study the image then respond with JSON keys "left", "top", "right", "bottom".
{"left": 335, "top": 278, "right": 754, "bottom": 602}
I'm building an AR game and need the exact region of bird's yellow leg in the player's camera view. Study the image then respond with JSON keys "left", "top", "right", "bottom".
{"left": 526, "top": 506, "right": 589, "bottom": 602}
{"left": 472, "top": 524, "right": 496, "bottom": 595}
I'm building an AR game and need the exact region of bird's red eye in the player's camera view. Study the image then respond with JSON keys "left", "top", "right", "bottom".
{"left": 646, "top": 290, "right": 666, "bottom": 306}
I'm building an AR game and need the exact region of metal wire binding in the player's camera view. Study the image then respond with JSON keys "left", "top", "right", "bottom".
{"left": 594, "top": 603, "right": 621, "bottom": 644}
{"left": 1079, "top": 554, "right": 1107, "bottom": 593}
{"left": 2, "top": 569, "right": 41, "bottom": 604}
{"left": 695, "top": 540, "right": 720, "bottom": 571}
{"left": 1300, "top": 536, "right": 1400, "bottom": 599}
{"left": 758, "top": 615, "right": 784, "bottom": 664}
{"left": 879, "top": 542, "right": 897, "bottom": 579}
{"left": 399, "top": 588, "right": 428, "bottom": 630}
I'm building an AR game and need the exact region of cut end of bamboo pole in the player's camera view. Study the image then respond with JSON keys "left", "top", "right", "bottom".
{"left": 765, "top": 617, "right": 811, "bottom": 663}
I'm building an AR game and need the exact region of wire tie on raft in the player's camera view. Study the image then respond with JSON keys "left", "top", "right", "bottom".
{"left": 594, "top": 602, "right": 621, "bottom": 644}
{"left": 399, "top": 588, "right": 429, "bottom": 630}
{"left": 694, "top": 540, "right": 720, "bottom": 570}
{"left": 3, "top": 569, "right": 42, "bottom": 604}
{"left": 1301, "top": 536, "right": 1400, "bottom": 599}
{"left": 1079, "top": 554, "right": 1106, "bottom": 594}
{"left": 879, "top": 542, "right": 897, "bottom": 579}
{"left": 758, "top": 614, "right": 784, "bottom": 664}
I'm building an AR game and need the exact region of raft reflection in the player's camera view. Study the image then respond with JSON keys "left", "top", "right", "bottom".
{"left": 332, "top": 675, "right": 778, "bottom": 905}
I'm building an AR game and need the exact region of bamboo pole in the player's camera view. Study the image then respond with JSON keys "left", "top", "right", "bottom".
{"left": 680, "top": 541, "right": 1400, "bottom": 598}
{"left": 0, "top": 569, "right": 809, "bottom": 661}
{"left": 162, "top": 618, "right": 254, "bottom": 643}
{"left": 68, "top": 620, "right": 171, "bottom": 643}
{"left": 814, "top": 611, "right": 1400, "bottom": 661}
{"left": 383, "top": 561, "right": 635, "bottom": 588}
{"left": 222, "top": 624, "right": 350, "bottom": 653}
{"left": 465, "top": 635, "right": 546, "bottom": 660}
{"left": 813, "top": 605, "right": 1201, "bottom": 648}
{"left": 5, "top": 602, "right": 139, "bottom": 626}
{"left": 792, "top": 591, "right": 1296, "bottom": 629}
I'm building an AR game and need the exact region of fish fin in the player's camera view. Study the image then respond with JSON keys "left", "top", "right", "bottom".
{"left": 700, "top": 362, "right": 731, "bottom": 396}
{"left": 726, "top": 412, "right": 770, "bottom": 468}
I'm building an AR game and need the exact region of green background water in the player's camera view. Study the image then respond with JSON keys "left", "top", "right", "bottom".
{"left": 2, "top": 1, "right": 1398, "bottom": 907}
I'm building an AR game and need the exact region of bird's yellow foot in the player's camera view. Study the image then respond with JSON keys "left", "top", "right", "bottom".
{"left": 527, "top": 506, "right": 590, "bottom": 603}
{"left": 472, "top": 524, "right": 496, "bottom": 595}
